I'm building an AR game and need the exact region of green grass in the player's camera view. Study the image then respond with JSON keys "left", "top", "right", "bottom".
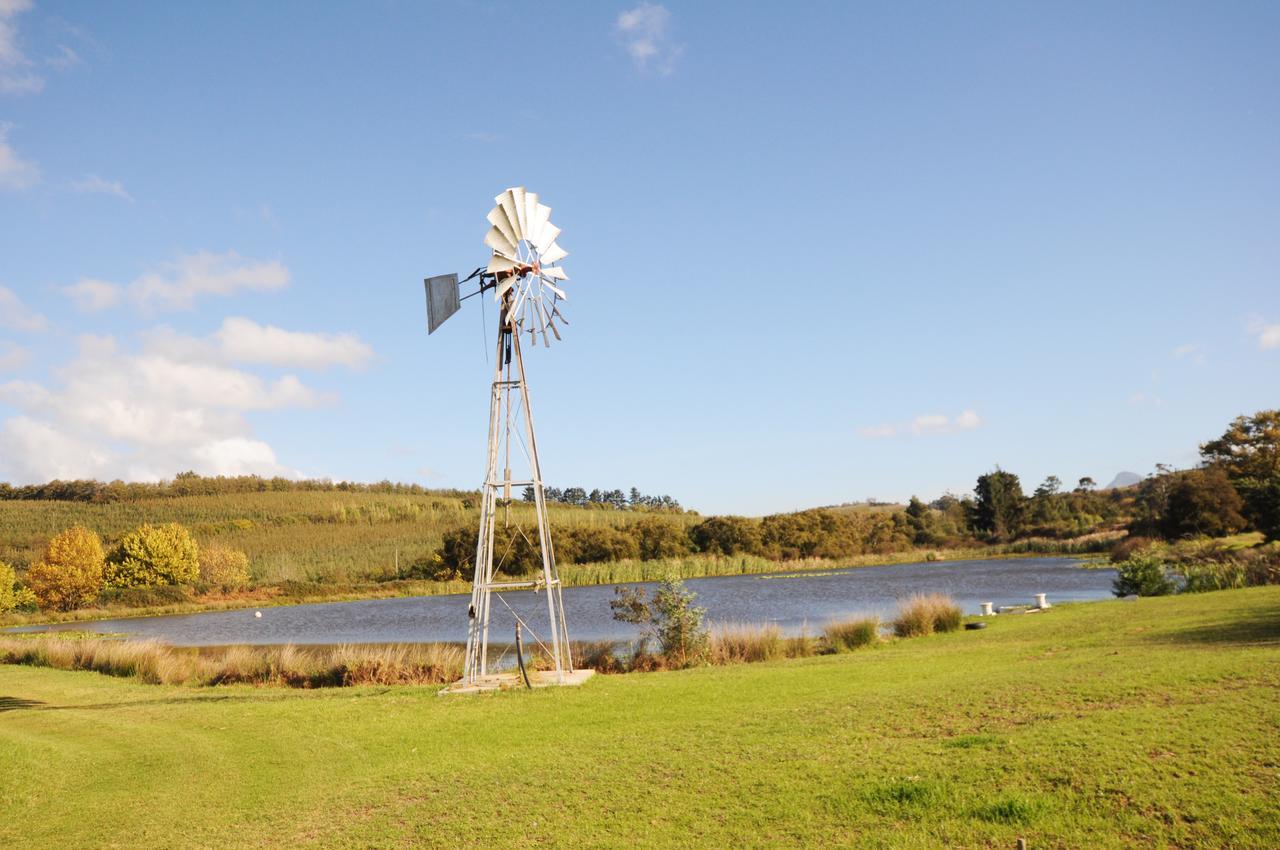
{"left": 2, "top": 588, "right": 1278, "bottom": 848}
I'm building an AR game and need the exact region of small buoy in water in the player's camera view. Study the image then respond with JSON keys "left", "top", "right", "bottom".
{"left": 254, "top": 611, "right": 263, "bottom": 618}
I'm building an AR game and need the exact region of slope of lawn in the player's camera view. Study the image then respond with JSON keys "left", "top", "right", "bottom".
{"left": 1, "top": 588, "right": 1278, "bottom": 849}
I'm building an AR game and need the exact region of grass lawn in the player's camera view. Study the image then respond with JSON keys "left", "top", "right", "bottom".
{"left": 2, "top": 588, "right": 1278, "bottom": 848}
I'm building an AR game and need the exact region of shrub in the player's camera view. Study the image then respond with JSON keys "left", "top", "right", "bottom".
{"left": 1110, "top": 535, "right": 1155, "bottom": 563}
{"left": 630, "top": 516, "right": 692, "bottom": 561}
{"left": 558, "top": 526, "right": 639, "bottom": 564}
{"left": 690, "top": 516, "right": 762, "bottom": 556}
{"left": 893, "top": 594, "right": 963, "bottom": 637}
{"left": 1112, "top": 553, "right": 1177, "bottom": 597}
{"left": 199, "top": 544, "right": 252, "bottom": 591}
{"left": 438, "top": 522, "right": 543, "bottom": 576}
{"left": 610, "top": 577, "right": 709, "bottom": 668}
{"left": 823, "top": 616, "right": 880, "bottom": 652}
{"left": 0, "top": 561, "right": 18, "bottom": 613}
{"left": 105, "top": 523, "right": 200, "bottom": 588}
{"left": 25, "top": 526, "right": 106, "bottom": 611}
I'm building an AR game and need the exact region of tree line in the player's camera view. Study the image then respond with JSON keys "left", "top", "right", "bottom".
{"left": 527, "top": 486, "right": 683, "bottom": 512}
{"left": 0, "top": 471, "right": 477, "bottom": 504}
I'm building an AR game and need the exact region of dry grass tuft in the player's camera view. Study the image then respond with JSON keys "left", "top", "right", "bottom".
{"left": 823, "top": 616, "right": 881, "bottom": 652}
{"left": 893, "top": 593, "right": 964, "bottom": 637}
{"left": 710, "top": 622, "right": 786, "bottom": 665}
{"left": 0, "top": 636, "right": 463, "bottom": 688}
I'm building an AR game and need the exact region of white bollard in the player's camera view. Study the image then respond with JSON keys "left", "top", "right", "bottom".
{"left": 980, "top": 601, "right": 994, "bottom": 616}
{"left": 1034, "top": 593, "right": 1050, "bottom": 609}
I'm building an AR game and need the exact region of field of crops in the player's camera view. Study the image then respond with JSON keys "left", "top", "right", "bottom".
{"left": 0, "top": 491, "right": 700, "bottom": 584}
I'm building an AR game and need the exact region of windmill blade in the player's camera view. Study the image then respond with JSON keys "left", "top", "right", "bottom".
{"left": 509, "top": 188, "right": 528, "bottom": 238}
{"left": 532, "top": 223, "right": 560, "bottom": 254}
{"left": 487, "top": 254, "right": 518, "bottom": 275}
{"left": 522, "top": 192, "right": 540, "bottom": 244}
{"left": 540, "top": 243, "right": 568, "bottom": 265}
{"left": 536, "top": 297, "right": 555, "bottom": 346}
{"left": 538, "top": 277, "right": 567, "bottom": 299}
{"left": 541, "top": 265, "right": 568, "bottom": 281}
{"left": 528, "top": 203, "right": 552, "bottom": 248}
{"left": 494, "top": 276, "right": 516, "bottom": 301}
{"left": 484, "top": 226, "right": 518, "bottom": 259}
{"left": 508, "top": 279, "right": 531, "bottom": 326}
{"left": 551, "top": 301, "right": 570, "bottom": 325}
{"left": 498, "top": 191, "right": 523, "bottom": 243}
{"left": 486, "top": 207, "right": 518, "bottom": 248}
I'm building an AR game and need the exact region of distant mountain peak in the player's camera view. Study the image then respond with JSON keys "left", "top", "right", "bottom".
{"left": 1104, "top": 471, "right": 1142, "bottom": 490}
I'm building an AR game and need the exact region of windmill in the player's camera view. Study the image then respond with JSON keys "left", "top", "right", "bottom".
{"left": 425, "top": 187, "right": 580, "bottom": 688}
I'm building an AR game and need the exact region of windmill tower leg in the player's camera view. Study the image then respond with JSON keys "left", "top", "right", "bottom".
{"left": 462, "top": 305, "right": 573, "bottom": 685}
{"left": 463, "top": 323, "right": 507, "bottom": 683}
{"left": 511, "top": 328, "right": 571, "bottom": 682}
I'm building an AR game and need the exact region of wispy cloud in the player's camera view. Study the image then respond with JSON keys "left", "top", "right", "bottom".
{"left": 0, "top": 124, "right": 38, "bottom": 189}
{"left": 46, "top": 43, "right": 78, "bottom": 71}
{"left": 1171, "top": 342, "right": 1205, "bottom": 364}
{"left": 0, "top": 340, "right": 28, "bottom": 371}
{"left": 0, "top": 0, "right": 43, "bottom": 95}
{"left": 70, "top": 174, "right": 133, "bottom": 202}
{"left": 1248, "top": 319, "right": 1280, "bottom": 351}
{"left": 144, "top": 317, "right": 374, "bottom": 371}
{"left": 859, "top": 409, "right": 983, "bottom": 439}
{"left": 63, "top": 277, "right": 123, "bottom": 311}
{"left": 1128, "top": 391, "right": 1164, "bottom": 407}
{"left": 62, "top": 251, "right": 291, "bottom": 312}
{"left": 0, "top": 284, "right": 46, "bottom": 331}
{"left": 616, "top": 3, "right": 682, "bottom": 75}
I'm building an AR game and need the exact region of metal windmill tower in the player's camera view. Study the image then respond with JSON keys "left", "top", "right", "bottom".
{"left": 425, "top": 187, "right": 577, "bottom": 687}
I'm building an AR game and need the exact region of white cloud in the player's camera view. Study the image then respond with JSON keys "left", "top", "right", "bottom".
{"left": 0, "top": 284, "right": 46, "bottom": 331}
{"left": 616, "top": 4, "right": 681, "bottom": 74}
{"left": 857, "top": 423, "right": 897, "bottom": 439}
{"left": 1248, "top": 319, "right": 1280, "bottom": 351}
{"left": 0, "top": 125, "right": 38, "bottom": 189}
{"left": 0, "top": 340, "right": 28, "bottom": 370}
{"left": 214, "top": 317, "right": 373, "bottom": 370}
{"left": 0, "top": 332, "right": 326, "bottom": 483}
{"left": 859, "top": 409, "right": 984, "bottom": 439}
{"left": 70, "top": 174, "right": 133, "bottom": 202}
{"left": 0, "top": 0, "right": 42, "bottom": 95}
{"left": 142, "top": 318, "right": 374, "bottom": 371}
{"left": 131, "top": 251, "right": 290, "bottom": 310}
{"left": 60, "top": 251, "right": 291, "bottom": 312}
{"left": 63, "top": 277, "right": 123, "bottom": 311}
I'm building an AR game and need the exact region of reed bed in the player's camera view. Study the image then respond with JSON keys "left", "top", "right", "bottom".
{"left": 0, "top": 636, "right": 463, "bottom": 687}
{"left": 893, "top": 593, "right": 964, "bottom": 637}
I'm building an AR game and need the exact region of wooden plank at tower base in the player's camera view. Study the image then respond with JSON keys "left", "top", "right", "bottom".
{"left": 440, "top": 669, "right": 595, "bottom": 696}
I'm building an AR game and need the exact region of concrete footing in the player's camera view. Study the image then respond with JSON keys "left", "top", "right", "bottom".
{"left": 440, "top": 668, "right": 595, "bottom": 695}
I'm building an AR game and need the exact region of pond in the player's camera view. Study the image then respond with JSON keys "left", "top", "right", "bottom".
{"left": 8, "top": 556, "right": 1115, "bottom": 647}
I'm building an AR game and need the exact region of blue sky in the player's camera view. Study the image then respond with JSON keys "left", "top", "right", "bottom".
{"left": 0, "top": 1, "right": 1277, "bottom": 515}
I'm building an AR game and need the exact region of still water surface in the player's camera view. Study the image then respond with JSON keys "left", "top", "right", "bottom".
{"left": 9, "top": 557, "right": 1114, "bottom": 646}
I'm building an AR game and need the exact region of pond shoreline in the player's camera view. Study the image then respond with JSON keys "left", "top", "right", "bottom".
{"left": 2, "top": 543, "right": 1106, "bottom": 630}
{"left": 4, "top": 556, "right": 1114, "bottom": 646}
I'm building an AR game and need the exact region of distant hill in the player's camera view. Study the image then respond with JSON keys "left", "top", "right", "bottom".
{"left": 1104, "top": 471, "right": 1142, "bottom": 490}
